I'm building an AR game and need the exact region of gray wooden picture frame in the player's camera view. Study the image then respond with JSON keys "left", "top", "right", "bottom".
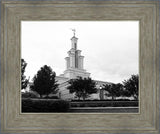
{"left": 1, "top": 0, "right": 159, "bottom": 133}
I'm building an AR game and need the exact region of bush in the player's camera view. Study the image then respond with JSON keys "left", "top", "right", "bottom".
{"left": 22, "top": 99, "right": 70, "bottom": 112}
{"left": 71, "top": 99, "right": 133, "bottom": 102}
{"left": 70, "top": 101, "right": 138, "bottom": 107}
{"left": 43, "top": 96, "right": 59, "bottom": 99}
{"left": 22, "top": 92, "right": 38, "bottom": 98}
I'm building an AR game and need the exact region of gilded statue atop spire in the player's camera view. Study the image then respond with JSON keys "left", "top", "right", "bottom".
{"left": 71, "top": 28, "right": 76, "bottom": 37}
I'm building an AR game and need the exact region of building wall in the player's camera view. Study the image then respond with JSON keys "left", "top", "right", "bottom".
{"left": 57, "top": 79, "right": 111, "bottom": 100}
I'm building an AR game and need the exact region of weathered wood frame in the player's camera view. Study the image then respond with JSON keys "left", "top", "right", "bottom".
{"left": 1, "top": 0, "right": 159, "bottom": 133}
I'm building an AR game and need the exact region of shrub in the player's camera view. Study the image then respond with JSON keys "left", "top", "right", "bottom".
{"left": 22, "top": 99, "right": 70, "bottom": 112}
{"left": 21, "top": 92, "right": 38, "bottom": 98}
{"left": 71, "top": 99, "right": 133, "bottom": 102}
{"left": 70, "top": 101, "right": 138, "bottom": 107}
{"left": 43, "top": 96, "right": 59, "bottom": 99}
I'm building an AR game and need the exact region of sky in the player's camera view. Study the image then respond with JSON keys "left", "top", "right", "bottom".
{"left": 21, "top": 21, "right": 139, "bottom": 83}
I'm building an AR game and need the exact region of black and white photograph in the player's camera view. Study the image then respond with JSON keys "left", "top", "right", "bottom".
{"left": 21, "top": 21, "right": 139, "bottom": 113}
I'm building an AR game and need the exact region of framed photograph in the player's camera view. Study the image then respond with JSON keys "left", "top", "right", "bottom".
{"left": 1, "top": 0, "right": 159, "bottom": 133}
{"left": 21, "top": 21, "right": 139, "bottom": 113}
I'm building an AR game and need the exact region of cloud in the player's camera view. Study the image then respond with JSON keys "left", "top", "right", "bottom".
{"left": 22, "top": 21, "right": 139, "bottom": 83}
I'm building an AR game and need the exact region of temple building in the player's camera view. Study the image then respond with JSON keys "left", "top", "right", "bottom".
{"left": 56, "top": 30, "right": 111, "bottom": 100}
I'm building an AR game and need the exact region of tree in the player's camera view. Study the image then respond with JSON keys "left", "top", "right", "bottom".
{"left": 21, "top": 59, "right": 29, "bottom": 90}
{"left": 67, "top": 77, "right": 97, "bottom": 100}
{"left": 103, "top": 83, "right": 123, "bottom": 100}
{"left": 123, "top": 74, "right": 139, "bottom": 100}
{"left": 30, "top": 65, "right": 59, "bottom": 98}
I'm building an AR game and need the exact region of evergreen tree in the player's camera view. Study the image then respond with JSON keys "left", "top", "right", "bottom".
{"left": 30, "top": 65, "right": 58, "bottom": 98}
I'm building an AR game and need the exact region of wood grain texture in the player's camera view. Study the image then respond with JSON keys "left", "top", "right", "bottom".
{"left": 1, "top": 0, "right": 159, "bottom": 133}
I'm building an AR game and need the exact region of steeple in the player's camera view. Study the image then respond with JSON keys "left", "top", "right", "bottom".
{"left": 71, "top": 29, "right": 78, "bottom": 50}
{"left": 63, "top": 30, "right": 90, "bottom": 79}
{"left": 71, "top": 36, "right": 78, "bottom": 50}
{"left": 65, "top": 29, "right": 83, "bottom": 69}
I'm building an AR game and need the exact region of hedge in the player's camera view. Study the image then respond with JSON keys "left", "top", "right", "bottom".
{"left": 21, "top": 92, "right": 38, "bottom": 98}
{"left": 22, "top": 99, "right": 70, "bottom": 112}
{"left": 70, "top": 101, "right": 138, "bottom": 107}
{"left": 71, "top": 99, "right": 137, "bottom": 101}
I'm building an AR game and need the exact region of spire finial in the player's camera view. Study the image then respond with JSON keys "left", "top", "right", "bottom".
{"left": 71, "top": 28, "right": 76, "bottom": 37}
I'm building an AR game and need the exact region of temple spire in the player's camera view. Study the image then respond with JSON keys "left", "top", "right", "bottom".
{"left": 63, "top": 31, "right": 90, "bottom": 79}
{"left": 70, "top": 29, "right": 78, "bottom": 50}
